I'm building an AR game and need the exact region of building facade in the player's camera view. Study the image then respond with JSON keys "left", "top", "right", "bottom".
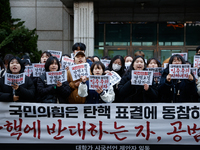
{"left": 11, "top": 0, "right": 200, "bottom": 63}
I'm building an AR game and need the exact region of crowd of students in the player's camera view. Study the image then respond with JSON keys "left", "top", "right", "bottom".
{"left": 0, "top": 42, "right": 200, "bottom": 103}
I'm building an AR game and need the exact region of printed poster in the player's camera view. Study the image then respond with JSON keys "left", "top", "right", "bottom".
{"left": 47, "top": 50, "right": 62, "bottom": 61}
{"left": 89, "top": 75, "right": 110, "bottom": 90}
{"left": 100, "top": 59, "right": 111, "bottom": 67}
{"left": 61, "top": 57, "right": 74, "bottom": 70}
{"left": 193, "top": 55, "right": 200, "bottom": 68}
{"left": 131, "top": 70, "right": 153, "bottom": 85}
{"left": 106, "top": 71, "right": 121, "bottom": 86}
{"left": 24, "top": 66, "right": 33, "bottom": 77}
{"left": 69, "top": 63, "right": 90, "bottom": 81}
{"left": 32, "top": 63, "right": 45, "bottom": 77}
{"left": 46, "top": 70, "right": 67, "bottom": 85}
{"left": 5, "top": 73, "right": 25, "bottom": 86}
{"left": 169, "top": 64, "right": 191, "bottom": 79}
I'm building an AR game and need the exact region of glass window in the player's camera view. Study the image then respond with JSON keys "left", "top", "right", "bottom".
{"left": 159, "top": 23, "right": 184, "bottom": 46}
{"left": 94, "top": 47, "right": 104, "bottom": 58}
{"left": 188, "top": 50, "right": 196, "bottom": 64}
{"left": 95, "top": 24, "right": 104, "bottom": 46}
{"left": 132, "top": 23, "right": 157, "bottom": 46}
{"left": 186, "top": 23, "right": 200, "bottom": 45}
{"left": 134, "top": 50, "right": 154, "bottom": 61}
{"left": 161, "top": 50, "right": 181, "bottom": 63}
{"left": 106, "top": 24, "right": 130, "bottom": 46}
{"left": 108, "top": 50, "right": 127, "bottom": 58}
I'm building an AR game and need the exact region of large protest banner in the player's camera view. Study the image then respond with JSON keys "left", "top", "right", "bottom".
{"left": 0, "top": 102, "right": 200, "bottom": 146}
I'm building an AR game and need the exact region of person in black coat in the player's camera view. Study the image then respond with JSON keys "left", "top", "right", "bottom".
{"left": 118, "top": 56, "right": 158, "bottom": 103}
{"left": 37, "top": 56, "right": 71, "bottom": 103}
{"left": 0, "top": 57, "right": 35, "bottom": 102}
{"left": 158, "top": 54, "right": 198, "bottom": 102}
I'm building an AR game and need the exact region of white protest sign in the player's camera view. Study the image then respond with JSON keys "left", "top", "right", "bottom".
{"left": 47, "top": 50, "right": 62, "bottom": 61}
{"left": 61, "top": 57, "right": 74, "bottom": 70}
{"left": 71, "top": 53, "right": 75, "bottom": 59}
{"left": 69, "top": 63, "right": 90, "bottom": 81}
{"left": 32, "top": 63, "right": 45, "bottom": 77}
{"left": 46, "top": 70, "right": 67, "bottom": 85}
{"left": 24, "top": 66, "right": 33, "bottom": 77}
{"left": 5, "top": 73, "right": 25, "bottom": 86}
{"left": 147, "top": 67, "right": 163, "bottom": 83}
{"left": 191, "top": 67, "right": 198, "bottom": 79}
{"left": 193, "top": 55, "right": 200, "bottom": 68}
{"left": 131, "top": 70, "right": 153, "bottom": 85}
{"left": 172, "top": 53, "right": 188, "bottom": 61}
{"left": 169, "top": 64, "right": 191, "bottom": 79}
{"left": 100, "top": 59, "right": 111, "bottom": 67}
{"left": 164, "top": 63, "right": 168, "bottom": 69}
{"left": 89, "top": 75, "right": 110, "bottom": 90}
{"left": 106, "top": 71, "right": 121, "bottom": 86}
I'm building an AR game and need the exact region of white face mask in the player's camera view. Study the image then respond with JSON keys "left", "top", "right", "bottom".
{"left": 112, "top": 64, "right": 121, "bottom": 71}
{"left": 125, "top": 62, "right": 132, "bottom": 67}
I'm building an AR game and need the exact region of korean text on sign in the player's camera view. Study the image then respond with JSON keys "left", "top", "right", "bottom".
{"left": 47, "top": 50, "right": 62, "bottom": 61}
{"left": 32, "top": 63, "right": 45, "bottom": 77}
{"left": 46, "top": 70, "right": 67, "bottom": 85}
{"left": 89, "top": 75, "right": 110, "bottom": 90}
{"left": 191, "top": 68, "right": 198, "bottom": 79}
{"left": 24, "top": 66, "right": 33, "bottom": 77}
{"left": 5, "top": 73, "right": 25, "bottom": 86}
{"left": 131, "top": 71, "right": 153, "bottom": 85}
{"left": 100, "top": 59, "right": 111, "bottom": 67}
{"left": 106, "top": 71, "right": 121, "bottom": 86}
{"left": 147, "top": 67, "right": 163, "bottom": 83}
{"left": 193, "top": 55, "right": 200, "bottom": 68}
{"left": 169, "top": 64, "right": 191, "bottom": 79}
{"left": 61, "top": 57, "right": 74, "bottom": 70}
{"left": 69, "top": 63, "right": 90, "bottom": 81}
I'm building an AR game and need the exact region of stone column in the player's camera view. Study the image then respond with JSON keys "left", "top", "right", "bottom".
{"left": 74, "top": 2, "right": 94, "bottom": 57}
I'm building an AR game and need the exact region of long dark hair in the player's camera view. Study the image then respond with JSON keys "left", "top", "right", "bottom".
{"left": 7, "top": 57, "right": 25, "bottom": 73}
{"left": 107, "top": 55, "right": 125, "bottom": 77}
{"left": 90, "top": 61, "right": 105, "bottom": 75}
{"left": 45, "top": 56, "right": 60, "bottom": 72}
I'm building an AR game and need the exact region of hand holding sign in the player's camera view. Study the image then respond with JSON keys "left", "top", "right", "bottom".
{"left": 11, "top": 83, "right": 19, "bottom": 90}
{"left": 96, "top": 86, "right": 103, "bottom": 94}
{"left": 56, "top": 81, "right": 62, "bottom": 87}
{"left": 13, "top": 95, "right": 19, "bottom": 102}
{"left": 144, "top": 84, "right": 149, "bottom": 91}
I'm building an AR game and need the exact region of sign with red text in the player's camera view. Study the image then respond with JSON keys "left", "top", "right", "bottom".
{"left": 147, "top": 67, "right": 163, "bottom": 83}
{"left": 24, "top": 66, "right": 33, "bottom": 77}
{"left": 106, "top": 71, "right": 121, "bottom": 86}
{"left": 193, "top": 55, "right": 200, "bottom": 68}
{"left": 61, "top": 57, "right": 74, "bottom": 70}
{"left": 89, "top": 75, "right": 110, "bottom": 90}
{"left": 0, "top": 102, "right": 200, "bottom": 145}
{"left": 191, "top": 67, "right": 198, "bottom": 79}
{"left": 69, "top": 63, "right": 90, "bottom": 81}
{"left": 4, "top": 73, "right": 25, "bottom": 86}
{"left": 47, "top": 50, "right": 62, "bottom": 61}
{"left": 46, "top": 70, "right": 67, "bottom": 85}
{"left": 172, "top": 53, "right": 187, "bottom": 61}
{"left": 169, "top": 64, "right": 191, "bottom": 79}
{"left": 131, "top": 71, "right": 153, "bottom": 85}
{"left": 100, "top": 59, "right": 111, "bottom": 67}
{"left": 32, "top": 63, "right": 45, "bottom": 77}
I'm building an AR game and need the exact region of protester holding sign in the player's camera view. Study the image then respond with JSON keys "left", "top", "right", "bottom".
{"left": 78, "top": 61, "right": 115, "bottom": 104}
{"left": 67, "top": 51, "right": 89, "bottom": 104}
{"left": 105, "top": 55, "right": 125, "bottom": 102}
{"left": 158, "top": 54, "right": 198, "bottom": 102}
{"left": 118, "top": 56, "right": 158, "bottom": 103}
{"left": 37, "top": 56, "right": 71, "bottom": 103}
{"left": 0, "top": 57, "right": 35, "bottom": 102}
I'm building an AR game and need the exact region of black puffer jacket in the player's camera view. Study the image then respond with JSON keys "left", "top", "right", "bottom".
{"left": 37, "top": 74, "right": 71, "bottom": 103}
{"left": 0, "top": 76, "right": 35, "bottom": 102}
{"left": 118, "top": 71, "right": 158, "bottom": 103}
{"left": 158, "top": 68, "right": 198, "bottom": 102}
